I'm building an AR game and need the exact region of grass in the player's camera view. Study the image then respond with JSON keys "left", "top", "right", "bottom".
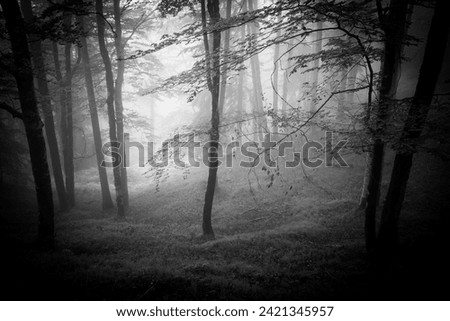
{"left": 1, "top": 151, "right": 449, "bottom": 300}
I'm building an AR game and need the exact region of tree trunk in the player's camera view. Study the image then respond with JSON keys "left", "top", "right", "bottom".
{"left": 236, "top": 22, "right": 246, "bottom": 143}
{"left": 272, "top": 21, "right": 281, "bottom": 133}
{"left": 62, "top": 11, "right": 76, "bottom": 208}
{"left": 78, "top": 15, "right": 114, "bottom": 210}
{"left": 201, "top": 0, "right": 221, "bottom": 239}
{"left": 0, "top": 0, "right": 54, "bottom": 246}
{"left": 281, "top": 40, "right": 293, "bottom": 117}
{"left": 378, "top": 0, "right": 450, "bottom": 255}
{"left": 309, "top": 21, "right": 323, "bottom": 139}
{"left": 247, "top": 0, "right": 267, "bottom": 141}
{"left": 218, "top": 0, "right": 232, "bottom": 117}
{"left": 358, "top": 151, "right": 371, "bottom": 209}
{"left": 96, "top": 0, "right": 125, "bottom": 218}
{"left": 113, "top": 0, "right": 130, "bottom": 207}
{"left": 21, "top": 0, "right": 68, "bottom": 212}
{"left": 336, "top": 70, "right": 348, "bottom": 121}
{"left": 346, "top": 65, "right": 359, "bottom": 109}
{"left": 364, "top": 0, "right": 409, "bottom": 253}
{"left": 51, "top": 42, "right": 75, "bottom": 208}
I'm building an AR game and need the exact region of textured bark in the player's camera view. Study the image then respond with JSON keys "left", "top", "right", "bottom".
{"left": 78, "top": 15, "right": 114, "bottom": 210}
{"left": 96, "top": 0, "right": 125, "bottom": 218}
{"left": 113, "top": 0, "right": 130, "bottom": 207}
{"left": 364, "top": 0, "right": 409, "bottom": 253}
{"left": 21, "top": 0, "right": 68, "bottom": 212}
{"left": 378, "top": 0, "right": 450, "bottom": 254}
{"left": 201, "top": 0, "right": 221, "bottom": 239}
{"left": 1, "top": 0, "right": 54, "bottom": 246}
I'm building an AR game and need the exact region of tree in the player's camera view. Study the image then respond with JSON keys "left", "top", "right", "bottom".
{"left": 21, "top": 0, "right": 68, "bottom": 212}
{"left": 246, "top": 0, "right": 267, "bottom": 141}
{"left": 113, "top": 0, "right": 130, "bottom": 207}
{"left": 201, "top": 0, "right": 221, "bottom": 239}
{"left": 96, "top": 0, "right": 125, "bottom": 218}
{"left": 78, "top": 14, "right": 114, "bottom": 210}
{"left": 281, "top": 40, "right": 294, "bottom": 117}
{"left": 52, "top": 41, "right": 77, "bottom": 208}
{"left": 364, "top": 0, "right": 409, "bottom": 253}
{"left": 309, "top": 20, "right": 323, "bottom": 139}
{"left": 0, "top": 0, "right": 54, "bottom": 246}
{"left": 236, "top": 22, "right": 246, "bottom": 142}
{"left": 218, "top": 0, "right": 232, "bottom": 116}
{"left": 377, "top": 0, "right": 450, "bottom": 256}
{"left": 62, "top": 13, "right": 76, "bottom": 207}
{"left": 272, "top": 17, "right": 281, "bottom": 132}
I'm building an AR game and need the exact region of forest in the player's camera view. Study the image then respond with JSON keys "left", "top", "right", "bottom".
{"left": 0, "top": 0, "right": 449, "bottom": 300}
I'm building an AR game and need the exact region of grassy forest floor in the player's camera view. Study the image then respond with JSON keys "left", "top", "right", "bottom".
{"left": 1, "top": 151, "right": 449, "bottom": 300}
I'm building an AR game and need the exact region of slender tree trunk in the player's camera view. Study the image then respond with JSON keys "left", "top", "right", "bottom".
{"left": 309, "top": 21, "right": 323, "bottom": 139}
{"left": 272, "top": 22, "right": 281, "bottom": 133}
{"left": 62, "top": 12, "right": 78, "bottom": 208}
{"left": 364, "top": 0, "right": 409, "bottom": 253}
{"left": 358, "top": 151, "right": 371, "bottom": 209}
{"left": 378, "top": 0, "right": 449, "bottom": 255}
{"left": 63, "top": 41, "right": 75, "bottom": 207}
{"left": 21, "top": 0, "right": 68, "bottom": 212}
{"left": 96, "top": 0, "right": 125, "bottom": 218}
{"left": 218, "top": 0, "right": 232, "bottom": 117}
{"left": 52, "top": 17, "right": 75, "bottom": 208}
{"left": 236, "top": 22, "right": 246, "bottom": 143}
{"left": 201, "top": 0, "right": 221, "bottom": 239}
{"left": 1, "top": 0, "right": 54, "bottom": 246}
{"left": 52, "top": 44, "right": 66, "bottom": 166}
{"left": 247, "top": 0, "right": 267, "bottom": 141}
{"left": 113, "top": 0, "right": 130, "bottom": 207}
{"left": 281, "top": 39, "right": 293, "bottom": 117}
{"left": 78, "top": 15, "right": 114, "bottom": 210}
{"left": 346, "top": 65, "right": 358, "bottom": 108}
{"left": 236, "top": 69, "right": 245, "bottom": 142}
{"left": 336, "top": 70, "right": 348, "bottom": 121}
{"left": 51, "top": 43, "right": 63, "bottom": 144}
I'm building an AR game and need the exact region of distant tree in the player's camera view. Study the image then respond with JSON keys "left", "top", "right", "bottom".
{"left": 61, "top": 12, "right": 77, "bottom": 208}
{"left": 78, "top": 13, "right": 114, "bottom": 210}
{"left": 271, "top": 14, "right": 281, "bottom": 133}
{"left": 96, "top": 0, "right": 125, "bottom": 218}
{"left": 309, "top": 19, "right": 323, "bottom": 138}
{"left": 51, "top": 28, "right": 77, "bottom": 208}
{"left": 246, "top": 0, "right": 267, "bottom": 141}
{"left": 218, "top": 0, "right": 232, "bottom": 117}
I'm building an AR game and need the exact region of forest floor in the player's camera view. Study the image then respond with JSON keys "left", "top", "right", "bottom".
{"left": 1, "top": 151, "right": 449, "bottom": 300}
